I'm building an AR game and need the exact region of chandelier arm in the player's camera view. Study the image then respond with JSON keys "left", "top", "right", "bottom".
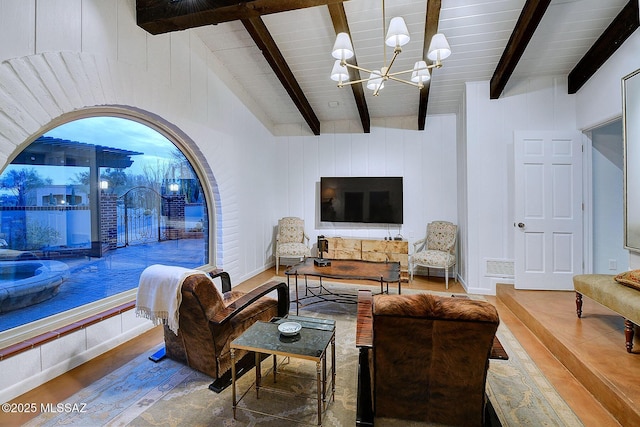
{"left": 386, "top": 75, "right": 423, "bottom": 88}
{"left": 384, "top": 49, "right": 401, "bottom": 76}
{"left": 385, "top": 66, "right": 432, "bottom": 79}
{"left": 343, "top": 62, "right": 374, "bottom": 75}
{"left": 338, "top": 76, "right": 374, "bottom": 86}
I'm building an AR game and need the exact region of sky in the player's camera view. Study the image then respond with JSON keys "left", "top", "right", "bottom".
{"left": 3, "top": 117, "right": 182, "bottom": 186}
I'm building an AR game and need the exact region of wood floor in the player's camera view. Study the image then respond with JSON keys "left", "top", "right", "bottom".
{"left": 1, "top": 268, "right": 631, "bottom": 426}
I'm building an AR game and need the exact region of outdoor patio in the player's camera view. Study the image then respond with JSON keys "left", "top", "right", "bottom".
{"left": 0, "top": 238, "right": 205, "bottom": 332}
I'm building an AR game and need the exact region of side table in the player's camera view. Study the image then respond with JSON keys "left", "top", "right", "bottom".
{"left": 230, "top": 315, "right": 336, "bottom": 425}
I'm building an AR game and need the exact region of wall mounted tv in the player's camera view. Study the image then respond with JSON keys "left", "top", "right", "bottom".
{"left": 320, "top": 177, "right": 403, "bottom": 224}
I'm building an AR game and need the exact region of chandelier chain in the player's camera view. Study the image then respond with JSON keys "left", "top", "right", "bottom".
{"left": 382, "top": 0, "right": 387, "bottom": 67}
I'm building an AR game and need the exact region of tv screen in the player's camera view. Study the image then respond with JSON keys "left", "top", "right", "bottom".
{"left": 320, "top": 177, "right": 403, "bottom": 224}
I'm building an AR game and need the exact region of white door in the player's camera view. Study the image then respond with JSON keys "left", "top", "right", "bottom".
{"left": 514, "top": 131, "right": 583, "bottom": 290}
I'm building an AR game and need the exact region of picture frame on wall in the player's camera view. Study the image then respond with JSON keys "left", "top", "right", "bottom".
{"left": 623, "top": 67, "right": 640, "bottom": 252}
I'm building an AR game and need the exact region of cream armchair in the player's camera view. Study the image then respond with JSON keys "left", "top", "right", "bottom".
{"left": 410, "top": 221, "right": 457, "bottom": 288}
{"left": 275, "top": 217, "right": 310, "bottom": 274}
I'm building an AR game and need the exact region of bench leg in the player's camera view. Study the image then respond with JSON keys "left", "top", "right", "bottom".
{"left": 625, "top": 319, "right": 635, "bottom": 353}
{"left": 575, "top": 292, "right": 583, "bottom": 318}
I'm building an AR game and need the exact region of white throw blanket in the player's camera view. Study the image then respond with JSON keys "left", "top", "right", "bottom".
{"left": 136, "top": 264, "right": 208, "bottom": 335}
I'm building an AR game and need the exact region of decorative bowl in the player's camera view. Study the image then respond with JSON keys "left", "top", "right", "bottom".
{"left": 278, "top": 321, "right": 302, "bottom": 336}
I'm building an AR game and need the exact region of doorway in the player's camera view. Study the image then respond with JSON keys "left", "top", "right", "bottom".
{"left": 590, "top": 119, "right": 628, "bottom": 274}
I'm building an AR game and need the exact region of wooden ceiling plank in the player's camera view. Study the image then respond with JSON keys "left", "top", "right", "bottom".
{"left": 568, "top": 0, "right": 639, "bottom": 94}
{"left": 418, "top": 0, "right": 441, "bottom": 131}
{"left": 327, "top": 3, "right": 370, "bottom": 133}
{"left": 136, "top": 0, "right": 348, "bottom": 35}
{"left": 489, "top": 0, "right": 552, "bottom": 100}
{"left": 242, "top": 17, "right": 321, "bottom": 135}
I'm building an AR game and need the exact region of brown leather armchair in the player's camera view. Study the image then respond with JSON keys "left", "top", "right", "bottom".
{"left": 161, "top": 270, "right": 289, "bottom": 392}
{"left": 356, "top": 290, "right": 499, "bottom": 426}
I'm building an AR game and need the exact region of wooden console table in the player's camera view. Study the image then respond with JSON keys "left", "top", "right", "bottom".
{"left": 285, "top": 258, "right": 401, "bottom": 315}
{"left": 326, "top": 237, "right": 409, "bottom": 281}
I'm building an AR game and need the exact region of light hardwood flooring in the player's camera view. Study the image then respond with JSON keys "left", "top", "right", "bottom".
{"left": 0, "top": 268, "right": 625, "bottom": 426}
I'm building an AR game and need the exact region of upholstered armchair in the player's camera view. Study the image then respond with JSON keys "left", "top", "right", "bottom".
{"left": 410, "top": 220, "right": 457, "bottom": 288}
{"left": 162, "top": 270, "right": 289, "bottom": 392}
{"left": 275, "top": 216, "right": 310, "bottom": 274}
{"left": 356, "top": 290, "right": 499, "bottom": 426}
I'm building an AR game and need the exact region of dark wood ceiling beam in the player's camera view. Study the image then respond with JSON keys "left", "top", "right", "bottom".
{"left": 328, "top": 3, "right": 370, "bottom": 133}
{"left": 242, "top": 17, "right": 321, "bottom": 135}
{"left": 489, "top": 0, "right": 552, "bottom": 100}
{"left": 418, "top": 0, "right": 442, "bottom": 131}
{"left": 137, "top": 0, "right": 348, "bottom": 35}
{"left": 568, "top": 0, "right": 639, "bottom": 94}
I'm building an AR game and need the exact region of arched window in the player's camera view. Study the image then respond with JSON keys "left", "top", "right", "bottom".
{"left": 0, "top": 116, "right": 210, "bottom": 334}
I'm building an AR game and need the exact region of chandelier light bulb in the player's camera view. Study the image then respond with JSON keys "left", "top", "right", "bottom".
{"left": 411, "top": 61, "right": 430, "bottom": 83}
{"left": 332, "top": 32, "right": 355, "bottom": 60}
{"left": 385, "top": 17, "right": 410, "bottom": 47}
{"left": 427, "top": 33, "right": 451, "bottom": 62}
{"left": 330, "top": 60, "right": 350, "bottom": 82}
{"left": 367, "top": 70, "right": 385, "bottom": 92}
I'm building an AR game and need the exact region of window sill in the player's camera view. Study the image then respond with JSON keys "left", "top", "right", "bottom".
{"left": 0, "top": 290, "right": 138, "bottom": 360}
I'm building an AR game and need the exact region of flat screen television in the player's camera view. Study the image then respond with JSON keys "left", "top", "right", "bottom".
{"left": 320, "top": 177, "right": 403, "bottom": 224}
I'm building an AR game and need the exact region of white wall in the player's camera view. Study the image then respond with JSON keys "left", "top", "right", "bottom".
{"left": 464, "top": 77, "right": 577, "bottom": 294}
{"left": 575, "top": 29, "right": 640, "bottom": 269}
{"left": 0, "top": 0, "right": 279, "bottom": 400}
{"left": 576, "top": 31, "right": 640, "bottom": 131}
{"left": 273, "top": 116, "right": 458, "bottom": 263}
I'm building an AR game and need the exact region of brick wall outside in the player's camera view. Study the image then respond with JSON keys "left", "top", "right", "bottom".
{"left": 163, "top": 194, "right": 186, "bottom": 240}
{"left": 100, "top": 193, "right": 117, "bottom": 253}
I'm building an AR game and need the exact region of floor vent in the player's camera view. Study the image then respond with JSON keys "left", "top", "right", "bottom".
{"left": 485, "top": 259, "right": 515, "bottom": 278}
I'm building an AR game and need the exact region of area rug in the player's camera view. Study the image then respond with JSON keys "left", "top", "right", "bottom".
{"left": 25, "top": 281, "right": 583, "bottom": 427}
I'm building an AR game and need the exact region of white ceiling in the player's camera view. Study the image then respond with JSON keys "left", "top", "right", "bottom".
{"left": 193, "top": 0, "right": 630, "bottom": 135}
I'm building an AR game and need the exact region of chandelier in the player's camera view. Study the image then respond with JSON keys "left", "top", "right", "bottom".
{"left": 330, "top": 0, "right": 451, "bottom": 96}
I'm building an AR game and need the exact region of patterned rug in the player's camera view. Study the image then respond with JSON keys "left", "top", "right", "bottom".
{"left": 25, "top": 282, "right": 583, "bottom": 427}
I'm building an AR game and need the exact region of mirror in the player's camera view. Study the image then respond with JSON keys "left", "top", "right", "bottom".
{"left": 623, "top": 68, "right": 640, "bottom": 251}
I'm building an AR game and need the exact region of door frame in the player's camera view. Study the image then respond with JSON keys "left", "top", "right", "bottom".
{"left": 582, "top": 130, "right": 593, "bottom": 275}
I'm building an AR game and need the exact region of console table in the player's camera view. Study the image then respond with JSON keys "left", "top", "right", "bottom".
{"left": 285, "top": 258, "right": 401, "bottom": 315}
{"left": 325, "top": 237, "right": 409, "bottom": 280}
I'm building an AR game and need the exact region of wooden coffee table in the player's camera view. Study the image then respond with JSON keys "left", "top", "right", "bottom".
{"left": 286, "top": 258, "right": 401, "bottom": 315}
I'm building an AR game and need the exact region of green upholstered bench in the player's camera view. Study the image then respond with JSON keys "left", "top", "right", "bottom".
{"left": 573, "top": 274, "right": 640, "bottom": 353}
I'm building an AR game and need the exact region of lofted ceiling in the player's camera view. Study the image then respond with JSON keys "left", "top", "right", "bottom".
{"left": 136, "top": 0, "right": 638, "bottom": 136}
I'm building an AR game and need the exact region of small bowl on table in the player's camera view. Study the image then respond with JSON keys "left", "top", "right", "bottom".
{"left": 278, "top": 321, "right": 301, "bottom": 337}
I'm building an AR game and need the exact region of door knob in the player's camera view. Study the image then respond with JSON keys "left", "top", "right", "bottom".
{"left": 517, "top": 222, "right": 525, "bottom": 229}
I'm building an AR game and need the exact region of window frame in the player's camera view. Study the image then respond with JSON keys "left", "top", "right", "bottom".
{"left": 0, "top": 107, "right": 218, "bottom": 349}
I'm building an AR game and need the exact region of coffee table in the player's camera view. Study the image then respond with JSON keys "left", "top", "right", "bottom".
{"left": 286, "top": 258, "right": 401, "bottom": 315}
{"left": 230, "top": 315, "right": 336, "bottom": 425}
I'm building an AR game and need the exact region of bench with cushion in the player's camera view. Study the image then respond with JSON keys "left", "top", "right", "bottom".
{"left": 573, "top": 273, "right": 640, "bottom": 353}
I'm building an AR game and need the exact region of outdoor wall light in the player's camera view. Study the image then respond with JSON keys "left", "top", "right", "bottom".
{"left": 169, "top": 183, "right": 179, "bottom": 193}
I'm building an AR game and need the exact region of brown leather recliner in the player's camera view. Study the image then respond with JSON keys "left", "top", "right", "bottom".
{"left": 356, "top": 290, "right": 499, "bottom": 427}
{"left": 162, "top": 271, "right": 289, "bottom": 392}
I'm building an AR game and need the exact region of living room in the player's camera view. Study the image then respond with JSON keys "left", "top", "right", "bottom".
{"left": 1, "top": 0, "right": 639, "bottom": 425}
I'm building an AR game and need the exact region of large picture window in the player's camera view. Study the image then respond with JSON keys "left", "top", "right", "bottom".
{"left": 0, "top": 116, "right": 208, "bottom": 333}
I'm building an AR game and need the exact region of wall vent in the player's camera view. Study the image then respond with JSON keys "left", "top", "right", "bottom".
{"left": 484, "top": 258, "right": 515, "bottom": 278}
